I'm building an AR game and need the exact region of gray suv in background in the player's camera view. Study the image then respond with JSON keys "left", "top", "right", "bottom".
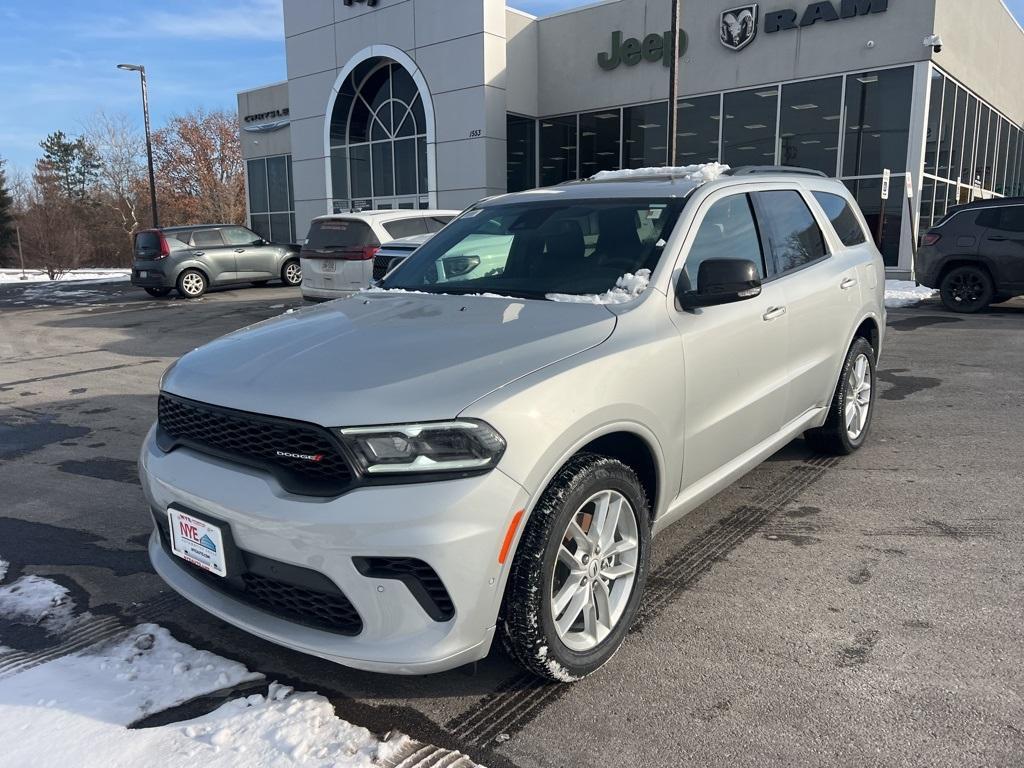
{"left": 917, "top": 198, "right": 1024, "bottom": 312}
{"left": 132, "top": 224, "right": 303, "bottom": 299}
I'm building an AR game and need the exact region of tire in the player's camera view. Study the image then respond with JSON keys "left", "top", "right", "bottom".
{"left": 281, "top": 259, "right": 302, "bottom": 286}
{"left": 939, "top": 265, "right": 993, "bottom": 313}
{"left": 804, "top": 336, "right": 876, "bottom": 456}
{"left": 144, "top": 287, "right": 171, "bottom": 298}
{"left": 251, "top": 280, "right": 270, "bottom": 287}
{"left": 501, "top": 453, "right": 651, "bottom": 682}
{"left": 176, "top": 269, "right": 208, "bottom": 299}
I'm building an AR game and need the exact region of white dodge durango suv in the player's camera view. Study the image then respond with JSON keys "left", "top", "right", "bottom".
{"left": 142, "top": 166, "right": 885, "bottom": 681}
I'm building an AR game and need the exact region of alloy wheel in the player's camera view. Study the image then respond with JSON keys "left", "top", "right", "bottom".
{"left": 181, "top": 273, "right": 205, "bottom": 296}
{"left": 285, "top": 262, "right": 302, "bottom": 285}
{"left": 550, "top": 489, "right": 639, "bottom": 652}
{"left": 948, "top": 272, "right": 985, "bottom": 308}
{"left": 844, "top": 353, "right": 872, "bottom": 441}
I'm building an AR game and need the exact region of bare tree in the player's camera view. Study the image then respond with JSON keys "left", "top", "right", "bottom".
{"left": 83, "top": 110, "right": 147, "bottom": 234}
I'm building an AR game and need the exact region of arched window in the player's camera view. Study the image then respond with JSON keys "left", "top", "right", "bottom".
{"left": 330, "top": 59, "right": 429, "bottom": 211}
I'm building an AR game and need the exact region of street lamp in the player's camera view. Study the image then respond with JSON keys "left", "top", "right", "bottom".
{"left": 117, "top": 63, "right": 160, "bottom": 227}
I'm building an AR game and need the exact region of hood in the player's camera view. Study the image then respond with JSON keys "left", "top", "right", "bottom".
{"left": 163, "top": 293, "right": 616, "bottom": 426}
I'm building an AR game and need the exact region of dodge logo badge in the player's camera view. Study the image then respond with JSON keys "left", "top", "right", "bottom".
{"left": 721, "top": 4, "right": 759, "bottom": 52}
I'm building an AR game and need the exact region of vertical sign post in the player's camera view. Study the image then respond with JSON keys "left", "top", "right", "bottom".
{"left": 905, "top": 172, "right": 918, "bottom": 280}
{"left": 877, "top": 167, "right": 891, "bottom": 251}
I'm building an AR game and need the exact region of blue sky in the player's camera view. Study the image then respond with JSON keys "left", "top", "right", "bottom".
{"left": 2, "top": 0, "right": 1023, "bottom": 174}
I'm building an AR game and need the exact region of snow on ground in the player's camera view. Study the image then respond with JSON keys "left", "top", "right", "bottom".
{"left": 0, "top": 575, "right": 77, "bottom": 633}
{"left": 547, "top": 269, "right": 652, "bottom": 305}
{"left": 590, "top": 162, "right": 730, "bottom": 183}
{"left": 0, "top": 268, "right": 130, "bottom": 285}
{"left": 885, "top": 280, "right": 937, "bottom": 309}
{"left": 0, "top": 564, "right": 447, "bottom": 767}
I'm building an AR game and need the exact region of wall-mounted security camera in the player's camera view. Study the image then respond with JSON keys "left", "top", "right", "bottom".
{"left": 924, "top": 33, "right": 943, "bottom": 54}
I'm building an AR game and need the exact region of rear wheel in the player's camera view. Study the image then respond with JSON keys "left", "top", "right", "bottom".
{"left": 176, "top": 269, "right": 208, "bottom": 299}
{"left": 804, "top": 337, "right": 876, "bottom": 456}
{"left": 281, "top": 259, "right": 302, "bottom": 286}
{"left": 940, "top": 265, "right": 993, "bottom": 313}
{"left": 144, "top": 287, "right": 171, "bottom": 298}
{"left": 501, "top": 454, "right": 650, "bottom": 682}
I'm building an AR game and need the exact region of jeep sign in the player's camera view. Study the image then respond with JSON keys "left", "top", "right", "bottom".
{"left": 598, "top": 30, "right": 688, "bottom": 71}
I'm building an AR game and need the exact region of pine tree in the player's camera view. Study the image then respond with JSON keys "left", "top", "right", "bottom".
{"left": 38, "top": 131, "right": 100, "bottom": 200}
{"left": 0, "top": 157, "right": 15, "bottom": 251}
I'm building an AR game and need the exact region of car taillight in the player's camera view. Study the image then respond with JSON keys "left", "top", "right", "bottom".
{"left": 156, "top": 232, "right": 171, "bottom": 259}
{"left": 361, "top": 246, "right": 380, "bottom": 261}
{"left": 920, "top": 232, "right": 941, "bottom": 247}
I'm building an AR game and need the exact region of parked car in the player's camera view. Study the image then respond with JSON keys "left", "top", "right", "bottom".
{"left": 371, "top": 234, "right": 432, "bottom": 282}
{"left": 917, "top": 197, "right": 1024, "bottom": 312}
{"left": 132, "top": 225, "right": 302, "bottom": 299}
{"left": 142, "top": 167, "right": 885, "bottom": 682}
{"left": 301, "top": 210, "right": 459, "bottom": 301}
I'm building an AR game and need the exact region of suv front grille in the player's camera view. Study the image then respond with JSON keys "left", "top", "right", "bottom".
{"left": 372, "top": 254, "right": 408, "bottom": 281}
{"left": 157, "top": 393, "right": 353, "bottom": 497}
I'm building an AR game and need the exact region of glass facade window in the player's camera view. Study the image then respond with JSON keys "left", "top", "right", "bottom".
{"left": 722, "top": 86, "right": 778, "bottom": 167}
{"left": 506, "top": 114, "right": 537, "bottom": 193}
{"left": 329, "top": 60, "right": 430, "bottom": 212}
{"left": 960, "top": 95, "right": 977, "bottom": 184}
{"left": 843, "top": 67, "right": 913, "bottom": 177}
{"left": 539, "top": 115, "right": 577, "bottom": 187}
{"left": 935, "top": 81, "right": 957, "bottom": 179}
{"left": 623, "top": 102, "right": 668, "bottom": 169}
{"left": 675, "top": 95, "right": 720, "bottom": 164}
{"left": 247, "top": 154, "right": 295, "bottom": 243}
{"left": 580, "top": 109, "right": 622, "bottom": 176}
{"left": 924, "top": 70, "right": 943, "bottom": 174}
{"left": 779, "top": 77, "right": 842, "bottom": 175}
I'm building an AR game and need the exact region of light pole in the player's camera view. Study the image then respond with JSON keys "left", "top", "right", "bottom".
{"left": 117, "top": 63, "right": 159, "bottom": 227}
{"left": 666, "top": 0, "right": 681, "bottom": 167}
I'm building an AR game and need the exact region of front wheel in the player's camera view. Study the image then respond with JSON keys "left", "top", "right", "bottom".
{"left": 501, "top": 454, "right": 650, "bottom": 682}
{"left": 940, "top": 265, "right": 993, "bottom": 313}
{"left": 804, "top": 336, "right": 876, "bottom": 455}
{"left": 281, "top": 259, "right": 302, "bottom": 286}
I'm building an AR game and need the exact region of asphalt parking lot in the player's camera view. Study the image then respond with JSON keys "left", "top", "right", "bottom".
{"left": 1, "top": 279, "right": 1022, "bottom": 767}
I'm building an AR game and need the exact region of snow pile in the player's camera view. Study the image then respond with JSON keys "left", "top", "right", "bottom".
{"left": 0, "top": 268, "right": 130, "bottom": 285}
{"left": 547, "top": 269, "right": 652, "bottom": 305}
{"left": 590, "top": 163, "right": 730, "bottom": 183}
{"left": 0, "top": 622, "right": 418, "bottom": 767}
{"left": 885, "top": 280, "right": 937, "bottom": 308}
{"left": 0, "top": 575, "right": 77, "bottom": 633}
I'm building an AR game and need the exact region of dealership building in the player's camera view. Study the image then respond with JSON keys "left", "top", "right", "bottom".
{"left": 239, "top": 0, "right": 1024, "bottom": 274}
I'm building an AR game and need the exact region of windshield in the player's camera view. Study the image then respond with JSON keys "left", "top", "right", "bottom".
{"left": 380, "top": 198, "right": 686, "bottom": 301}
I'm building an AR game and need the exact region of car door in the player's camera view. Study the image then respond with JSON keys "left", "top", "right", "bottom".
{"left": 751, "top": 188, "right": 859, "bottom": 424}
{"left": 672, "top": 191, "right": 790, "bottom": 489}
{"left": 222, "top": 226, "right": 276, "bottom": 280}
{"left": 190, "top": 229, "right": 234, "bottom": 283}
{"left": 979, "top": 205, "right": 1024, "bottom": 288}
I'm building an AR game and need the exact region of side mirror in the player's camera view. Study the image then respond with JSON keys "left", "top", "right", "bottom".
{"left": 677, "top": 258, "right": 762, "bottom": 310}
{"left": 255, "top": 238, "right": 267, "bottom": 246}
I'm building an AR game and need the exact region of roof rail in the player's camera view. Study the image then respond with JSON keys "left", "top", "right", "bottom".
{"left": 724, "top": 166, "right": 829, "bottom": 178}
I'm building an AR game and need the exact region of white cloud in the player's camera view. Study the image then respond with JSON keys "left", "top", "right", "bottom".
{"left": 86, "top": 0, "right": 283, "bottom": 41}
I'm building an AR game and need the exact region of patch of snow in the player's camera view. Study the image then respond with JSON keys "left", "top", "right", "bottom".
{"left": 885, "top": 280, "right": 937, "bottom": 308}
{"left": 590, "top": 162, "right": 730, "bottom": 183}
{"left": 0, "top": 575, "right": 76, "bottom": 633}
{"left": 0, "top": 268, "right": 130, "bottom": 285}
{"left": 547, "top": 269, "right": 652, "bottom": 305}
{"left": 534, "top": 645, "right": 580, "bottom": 684}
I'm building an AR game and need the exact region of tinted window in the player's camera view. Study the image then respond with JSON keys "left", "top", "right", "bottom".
{"left": 623, "top": 102, "right": 668, "bottom": 169}
{"left": 221, "top": 226, "right": 260, "bottom": 246}
{"left": 135, "top": 231, "right": 160, "bottom": 255}
{"left": 684, "top": 194, "right": 764, "bottom": 289}
{"left": 675, "top": 95, "right": 720, "bottom": 164}
{"left": 580, "top": 109, "right": 622, "bottom": 176}
{"left": 425, "top": 216, "right": 454, "bottom": 233}
{"left": 305, "top": 219, "right": 378, "bottom": 250}
{"left": 754, "top": 191, "right": 828, "bottom": 274}
{"left": 991, "top": 206, "right": 1024, "bottom": 233}
{"left": 813, "top": 192, "right": 867, "bottom": 247}
{"left": 191, "top": 229, "right": 224, "bottom": 247}
{"left": 384, "top": 218, "right": 429, "bottom": 239}
{"left": 779, "top": 77, "right": 842, "bottom": 175}
{"left": 539, "top": 115, "right": 577, "bottom": 186}
{"left": 507, "top": 114, "right": 537, "bottom": 193}
{"left": 722, "top": 87, "right": 778, "bottom": 167}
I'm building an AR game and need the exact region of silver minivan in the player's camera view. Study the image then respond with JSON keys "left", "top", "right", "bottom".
{"left": 142, "top": 167, "right": 885, "bottom": 682}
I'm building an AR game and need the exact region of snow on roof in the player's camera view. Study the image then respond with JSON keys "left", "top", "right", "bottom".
{"left": 590, "top": 163, "right": 730, "bottom": 183}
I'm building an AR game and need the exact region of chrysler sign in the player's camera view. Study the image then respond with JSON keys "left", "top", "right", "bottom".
{"left": 721, "top": 0, "right": 888, "bottom": 51}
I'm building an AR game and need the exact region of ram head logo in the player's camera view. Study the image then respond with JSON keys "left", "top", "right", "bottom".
{"left": 721, "top": 5, "right": 759, "bottom": 51}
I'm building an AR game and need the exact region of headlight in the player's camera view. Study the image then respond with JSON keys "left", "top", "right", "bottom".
{"left": 335, "top": 420, "right": 506, "bottom": 475}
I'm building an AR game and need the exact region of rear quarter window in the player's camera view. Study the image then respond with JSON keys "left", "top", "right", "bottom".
{"left": 306, "top": 219, "right": 378, "bottom": 249}
{"left": 812, "top": 192, "right": 867, "bottom": 247}
{"left": 191, "top": 230, "right": 224, "bottom": 247}
{"left": 382, "top": 218, "right": 429, "bottom": 239}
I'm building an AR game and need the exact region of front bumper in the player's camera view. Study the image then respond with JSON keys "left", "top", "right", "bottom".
{"left": 140, "top": 425, "right": 530, "bottom": 674}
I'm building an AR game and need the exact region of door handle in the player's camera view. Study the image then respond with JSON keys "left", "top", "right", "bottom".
{"left": 192, "top": 251, "right": 205, "bottom": 257}
{"left": 840, "top": 277, "right": 858, "bottom": 290}
{"left": 762, "top": 306, "right": 787, "bottom": 322}
{"left": 234, "top": 248, "right": 246, "bottom": 253}
{"left": 988, "top": 236, "right": 1008, "bottom": 242}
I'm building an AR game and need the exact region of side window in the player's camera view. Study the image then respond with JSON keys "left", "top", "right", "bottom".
{"left": 684, "top": 194, "right": 765, "bottom": 289}
{"left": 383, "top": 218, "right": 429, "bottom": 240}
{"left": 975, "top": 209, "right": 1000, "bottom": 228}
{"left": 221, "top": 226, "right": 261, "bottom": 246}
{"left": 425, "top": 216, "right": 454, "bottom": 233}
{"left": 995, "top": 206, "right": 1024, "bottom": 233}
{"left": 753, "top": 191, "right": 828, "bottom": 275}
{"left": 812, "top": 192, "right": 867, "bottom": 247}
{"left": 172, "top": 231, "right": 192, "bottom": 244}
{"left": 191, "top": 229, "right": 225, "bottom": 247}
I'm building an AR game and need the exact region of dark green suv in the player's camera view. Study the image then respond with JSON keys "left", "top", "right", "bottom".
{"left": 131, "top": 224, "right": 303, "bottom": 299}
